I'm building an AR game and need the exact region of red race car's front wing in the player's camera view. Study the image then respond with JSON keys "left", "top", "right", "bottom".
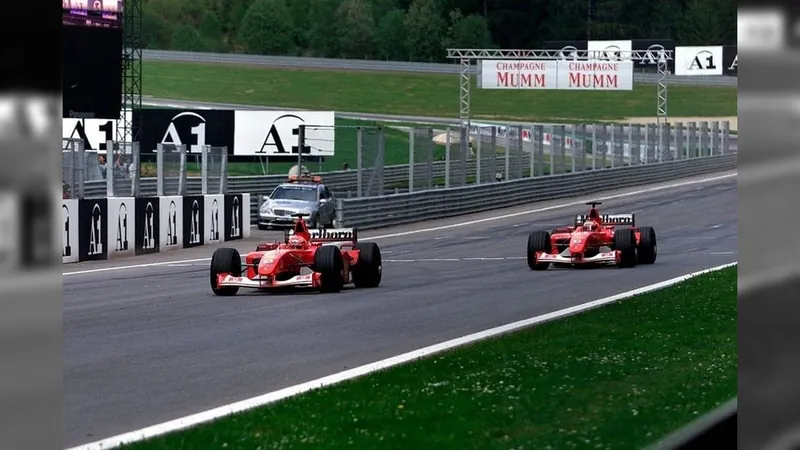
{"left": 217, "top": 272, "right": 323, "bottom": 289}
{"left": 536, "top": 250, "right": 620, "bottom": 265}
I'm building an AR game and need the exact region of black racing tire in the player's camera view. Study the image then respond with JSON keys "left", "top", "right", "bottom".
{"left": 527, "top": 230, "right": 552, "bottom": 271}
{"left": 352, "top": 242, "right": 382, "bottom": 288}
{"left": 613, "top": 228, "right": 637, "bottom": 268}
{"left": 313, "top": 245, "right": 344, "bottom": 293}
{"left": 210, "top": 247, "right": 241, "bottom": 296}
{"left": 637, "top": 226, "right": 657, "bottom": 264}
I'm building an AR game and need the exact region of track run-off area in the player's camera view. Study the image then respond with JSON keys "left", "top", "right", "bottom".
{"left": 63, "top": 171, "right": 737, "bottom": 448}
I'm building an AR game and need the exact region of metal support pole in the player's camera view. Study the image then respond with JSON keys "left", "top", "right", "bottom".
{"left": 408, "top": 129, "right": 414, "bottom": 193}
{"left": 297, "top": 125, "right": 305, "bottom": 170}
{"left": 105, "top": 140, "right": 115, "bottom": 197}
{"left": 459, "top": 57, "right": 471, "bottom": 130}
{"left": 156, "top": 143, "right": 164, "bottom": 196}
{"left": 609, "top": 126, "right": 616, "bottom": 168}
{"left": 571, "top": 126, "right": 577, "bottom": 173}
{"left": 656, "top": 51, "right": 668, "bottom": 160}
{"left": 626, "top": 124, "right": 633, "bottom": 166}
{"left": 357, "top": 127, "right": 364, "bottom": 197}
{"left": 201, "top": 145, "right": 209, "bottom": 195}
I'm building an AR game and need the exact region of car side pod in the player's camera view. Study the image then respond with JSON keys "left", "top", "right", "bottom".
{"left": 210, "top": 247, "right": 242, "bottom": 296}
{"left": 527, "top": 230, "right": 552, "bottom": 271}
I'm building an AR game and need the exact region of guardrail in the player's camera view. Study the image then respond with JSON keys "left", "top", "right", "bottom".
{"left": 143, "top": 49, "right": 737, "bottom": 87}
{"left": 336, "top": 154, "right": 737, "bottom": 230}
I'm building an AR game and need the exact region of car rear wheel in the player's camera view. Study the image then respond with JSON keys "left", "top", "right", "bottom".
{"left": 352, "top": 242, "right": 382, "bottom": 288}
{"left": 210, "top": 247, "right": 241, "bottom": 296}
{"left": 613, "top": 229, "right": 637, "bottom": 268}
{"left": 637, "top": 226, "right": 657, "bottom": 264}
{"left": 313, "top": 245, "right": 344, "bottom": 293}
{"left": 527, "top": 230, "right": 552, "bottom": 271}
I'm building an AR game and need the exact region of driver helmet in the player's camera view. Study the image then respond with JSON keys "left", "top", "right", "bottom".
{"left": 583, "top": 220, "right": 597, "bottom": 232}
{"left": 288, "top": 236, "right": 306, "bottom": 249}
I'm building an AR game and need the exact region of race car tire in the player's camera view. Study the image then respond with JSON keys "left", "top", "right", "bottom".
{"left": 352, "top": 242, "right": 382, "bottom": 288}
{"left": 210, "top": 247, "right": 242, "bottom": 296}
{"left": 637, "top": 226, "right": 657, "bottom": 264}
{"left": 313, "top": 245, "right": 344, "bottom": 293}
{"left": 527, "top": 230, "right": 551, "bottom": 271}
{"left": 613, "top": 228, "right": 637, "bottom": 268}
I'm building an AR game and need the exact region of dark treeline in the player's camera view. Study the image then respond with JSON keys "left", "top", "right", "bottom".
{"left": 142, "top": 0, "right": 736, "bottom": 61}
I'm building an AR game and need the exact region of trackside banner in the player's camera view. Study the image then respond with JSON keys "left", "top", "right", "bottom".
{"left": 479, "top": 60, "right": 633, "bottom": 90}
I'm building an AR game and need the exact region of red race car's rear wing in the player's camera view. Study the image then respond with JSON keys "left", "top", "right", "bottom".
{"left": 287, "top": 227, "right": 358, "bottom": 244}
{"left": 574, "top": 213, "right": 635, "bottom": 227}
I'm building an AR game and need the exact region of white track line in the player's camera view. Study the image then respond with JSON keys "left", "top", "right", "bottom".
{"left": 62, "top": 173, "right": 736, "bottom": 276}
{"left": 66, "top": 261, "right": 737, "bottom": 450}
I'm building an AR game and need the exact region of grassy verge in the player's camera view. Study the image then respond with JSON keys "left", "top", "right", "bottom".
{"left": 143, "top": 61, "right": 737, "bottom": 121}
{"left": 123, "top": 266, "right": 737, "bottom": 450}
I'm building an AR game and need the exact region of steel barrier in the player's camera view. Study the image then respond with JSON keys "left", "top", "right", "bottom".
{"left": 336, "top": 154, "right": 737, "bottom": 230}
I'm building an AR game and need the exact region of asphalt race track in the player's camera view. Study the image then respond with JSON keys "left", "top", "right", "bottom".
{"left": 63, "top": 173, "right": 737, "bottom": 447}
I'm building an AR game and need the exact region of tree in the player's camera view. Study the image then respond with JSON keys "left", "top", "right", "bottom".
{"left": 376, "top": 8, "right": 407, "bottom": 60}
{"left": 307, "top": 0, "right": 342, "bottom": 57}
{"left": 171, "top": 24, "right": 208, "bottom": 52}
{"left": 199, "top": 11, "right": 226, "bottom": 51}
{"left": 237, "top": 0, "right": 295, "bottom": 55}
{"left": 404, "top": 0, "right": 446, "bottom": 62}
{"left": 443, "top": 9, "right": 493, "bottom": 49}
{"left": 335, "top": 0, "right": 377, "bottom": 59}
{"left": 141, "top": 6, "right": 171, "bottom": 49}
{"left": 679, "top": 0, "right": 728, "bottom": 45}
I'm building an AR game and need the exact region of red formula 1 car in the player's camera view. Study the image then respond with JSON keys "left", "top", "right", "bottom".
{"left": 526, "top": 201, "right": 657, "bottom": 270}
{"left": 209, "top": 214, "right": 382, "bottom": 295}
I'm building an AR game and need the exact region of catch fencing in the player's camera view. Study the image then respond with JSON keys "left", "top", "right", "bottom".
{"left": 336, "top": 153, "right": 737, "bottom": 230}
{"left": 75, "top": 120, "right": 733, "bottom": 224}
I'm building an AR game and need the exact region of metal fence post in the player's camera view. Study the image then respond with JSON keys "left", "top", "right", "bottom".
{"left": 156, "top": 143, "right": 164, "bottom": 196}
{"left": 445, "top": 128, "right": 451, "bottom": 188}
{"left": 356, "top": 127, "right": 364, "bottom": 197}
{"left": 476, "top": 128, "right": 482, "bottom": 185}
{"left": 711, "top": 120, "right": 720, "bottom": 155}
{"left": 721, "top": 121, "right": 730, "bottom": 155}
{"left": 131, "top": 141, "right": 140, "bottom": 197}
{"left": 201, "top": 145, "right": 209, "bottom": 195}
{"left": 105, "top": 140, "right": 115, "bottom": 197}
{"left": 220, "top": 147, "right": 228, "bottom": 194}
{"left": 178, "top": 144, "right": 187, "bottom": 195}
{"left": 591, "top": 126, "right": 597, "bottom": 170}
{"left": 408, "top": 129, "right": 414, "bottom": 193}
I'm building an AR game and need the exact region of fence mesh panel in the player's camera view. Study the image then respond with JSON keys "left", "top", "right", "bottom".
{"left": 157, "top": 144, "right": 185, "bottom": 196}
{"left": 110, "top": 141, "right": 136, "bottom": 197}
{"left": 410, "top": 127, "right": 434, "bottom": 192}
{"left": 206, "top": 146, "right": 225, "bottom": 194}
{"left": 472, "top": 125, "right": 498, "bottom": 184}
{"left": 357, "top": 127, "right": 385, "bottom": 197}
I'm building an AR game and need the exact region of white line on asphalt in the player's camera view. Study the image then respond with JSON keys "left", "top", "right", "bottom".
{"left": 63, "top": 172, "right": 736, "bottom": 276}
{"left": 65, "top": 262, "right": 737, "bottom": 450}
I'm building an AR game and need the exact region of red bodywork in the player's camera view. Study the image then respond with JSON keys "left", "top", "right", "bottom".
{"left": 535, "top": 205, "right": 642, "bottom": 265}
{"left": 216, "top": 217, "right": 361, "bottom": 290}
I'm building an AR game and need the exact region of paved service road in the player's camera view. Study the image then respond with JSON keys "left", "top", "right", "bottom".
{"left": 64, "top": 173, "right": 737, "bottom": 447}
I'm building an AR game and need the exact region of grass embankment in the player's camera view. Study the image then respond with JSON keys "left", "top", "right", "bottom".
{"left": 143, "top": 61, "right": 737, "bottom": 121}
{"left": 124, "top": 266, "right": 737, "bottom": 450}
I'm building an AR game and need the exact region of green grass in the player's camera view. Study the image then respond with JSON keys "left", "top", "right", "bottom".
{"left": 143, "top": 61, "right": 737, "bottom": 121}
{"left": 123, "top": 266, "right": 737, "bottom": 450}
